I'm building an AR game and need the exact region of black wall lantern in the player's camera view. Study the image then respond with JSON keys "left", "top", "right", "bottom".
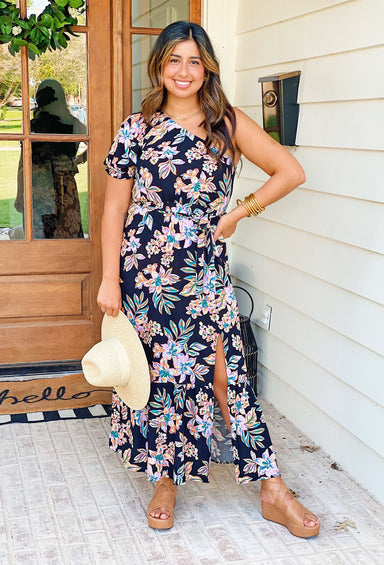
{"left": 258, "top": 71, "right": 301, "bottom": 146}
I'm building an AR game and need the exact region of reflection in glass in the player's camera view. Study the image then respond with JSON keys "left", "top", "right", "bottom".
{"left": 132, "top": 0, "right": 188, "bottom": 28}
{"left": 68, "top": 6, "right": 87, "bottom": 25}
{"left": 0, "top": 44, "right": 22, "bottom": 134}
{"left": 27, "top": 140, "right": 88, "bottom": 239}
{"left": 29, "top": 34, "right": 88, "bottom": 131}
{"left": 0, "top": 141, "right": 24, "bottom": 240}
{"left": 27, "top": 0, "right": 87, "bottom": 25}
{"left": 132, "top": 34, "right": 158, "bottom": 113}
{"left": 27, "top": 0, "right": 50, "bottom": 17}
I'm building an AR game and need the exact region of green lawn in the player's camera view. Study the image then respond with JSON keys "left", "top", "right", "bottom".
{"left": 0, "top": 148, "right": 89, "bottom": 234}
{"left": 0, "top": 107, "right": 23, "bottom": 134}
{"left": 0, "top": 192, "right": 88, "bottom": 234}
{"left": 0, "top": 195, "right": 22, "bottom": 228}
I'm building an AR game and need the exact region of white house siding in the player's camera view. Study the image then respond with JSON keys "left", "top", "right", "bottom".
{"left": 204, "top": 0, "right": 384, "bottom": 504}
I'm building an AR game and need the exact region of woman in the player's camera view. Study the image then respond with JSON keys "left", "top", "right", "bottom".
{"left": 98, "top": 21, "right": 320, "bottom": 538}
{"left": 15, "top": 79, "right": 86, "bottom": 239}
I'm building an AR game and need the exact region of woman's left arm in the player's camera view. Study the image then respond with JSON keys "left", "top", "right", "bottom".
{"left": 213, "top": 107, "right": 305, "bottom": 241}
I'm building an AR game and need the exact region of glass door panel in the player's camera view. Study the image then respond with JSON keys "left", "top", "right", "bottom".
{"left": 29, "top": 34, "right": 88, "bottom": 133}
{"left": 132, "top": 34, "right": 158, "bottom": 113}
{"left": 30, "top": 140, "right": 88, "bottom": 239}
{"left": 0, "top": 141, "right": 24, "bottom": 240}
{"left": 132, "top": 0, "right": 189, "bottom": 28}
{"left": 0, "top": 45, "right": 23, "bottom": 134}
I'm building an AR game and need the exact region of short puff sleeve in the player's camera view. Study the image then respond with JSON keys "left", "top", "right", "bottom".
{"left": 104, "top": 113, "right": 146, "bottom": 179}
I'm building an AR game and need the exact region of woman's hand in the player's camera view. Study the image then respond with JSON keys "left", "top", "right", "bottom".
{"left": 213, "top": 205, "right": 248, "bottom": 242}
{"left": 97, "top": 279, "right": 122, "bottom": 317}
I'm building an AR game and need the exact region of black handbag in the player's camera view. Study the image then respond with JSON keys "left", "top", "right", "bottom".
{"left": 233, "top": 285, "right": 258, "bottom": 396}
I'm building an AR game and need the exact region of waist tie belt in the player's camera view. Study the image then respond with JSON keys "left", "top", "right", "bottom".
{"left": 130, "top": 201, "right": 222, "bottom": 248}
{"left": 129, "top": 201, "right": 225, "bottom": 297}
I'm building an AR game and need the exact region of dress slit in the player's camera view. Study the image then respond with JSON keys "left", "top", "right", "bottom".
{"left": 213, "top": 333, "right": 231, "bottom": 433}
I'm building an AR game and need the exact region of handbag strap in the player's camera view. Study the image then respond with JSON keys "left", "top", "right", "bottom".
{"left": 232, "top": 285, "right": 254, "bottom": 318}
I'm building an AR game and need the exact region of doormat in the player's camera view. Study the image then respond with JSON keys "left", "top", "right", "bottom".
{"left": 0, "top": 403, "right": 112, "bottom": 426}
{"left": 0, "top": 373, "right": 112, "bottom": 416}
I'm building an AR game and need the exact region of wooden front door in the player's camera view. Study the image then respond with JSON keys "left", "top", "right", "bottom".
{"left": 0, "top": 1, "right": 111, "bottom": 366}
{"left": 0, "top": 0, "right": 201, "bottom": 370}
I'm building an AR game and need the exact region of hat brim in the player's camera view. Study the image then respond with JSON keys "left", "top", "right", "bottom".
{"left": 102, "top": 311, "right": 150, "bottom": 410}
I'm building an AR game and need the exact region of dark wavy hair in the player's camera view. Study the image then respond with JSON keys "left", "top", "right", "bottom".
{"left": 141, "top": 21, "right": 236, "bottom": 162}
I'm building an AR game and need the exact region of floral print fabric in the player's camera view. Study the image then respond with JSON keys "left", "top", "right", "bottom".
{"left": 104, "top": 111, "right": 279, "bottom": 485}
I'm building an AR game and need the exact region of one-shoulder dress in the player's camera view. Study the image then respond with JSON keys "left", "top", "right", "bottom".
{"left": 104, "top": 111, "right": 279, "bottom": 485}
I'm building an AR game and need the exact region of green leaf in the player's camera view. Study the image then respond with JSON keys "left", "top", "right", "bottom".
{"left": 30, "top": 28, "right": 42, "bottom": 42}
{"left": 69, "top": 0, "right": 84, "bottom": 8}
{"left": 40, "top": 26, "right": 50, "bottom": 38}
{"left": 17, "top": 19, "right": 30, "bottom": 29}
{"left": 0, "top": 14, "right": 12, "bottom": 23}
{"left": 41, "top": 13, "right": 53, "bottom": 27}
{"left": 9, "top": 35, "right": 19, "bottom": 45}
{"left": 0, "top": 2, "right": 8, "bottom": 8}
{"left": 54, "top": 17, "right": 65, "bottom": 28}
{"left": 56, "top": 11, "right": 66, "bottom": 23}
{"left": 55, "top": 0, "right": 69, "bottom": 9}
{"left": 12, "top": 38, "right": 27, "bottom": 47}
{"left": 27, "top": 42, "right": 39, "bottom": 55}
{"left": 58, "top": 33, "right": 67, "bottom": 48}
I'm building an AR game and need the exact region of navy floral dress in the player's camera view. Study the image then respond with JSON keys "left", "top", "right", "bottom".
{"left": 104, "top": 111, "right": 279, "bottom": 485}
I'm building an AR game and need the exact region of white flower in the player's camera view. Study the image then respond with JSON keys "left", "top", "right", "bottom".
{"left": 12, "top": 26, "right": 22, "bottom": 36}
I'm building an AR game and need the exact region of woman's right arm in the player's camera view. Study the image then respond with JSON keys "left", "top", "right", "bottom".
{"left": 97, "top": 175, "right": 134, "bottom": 317}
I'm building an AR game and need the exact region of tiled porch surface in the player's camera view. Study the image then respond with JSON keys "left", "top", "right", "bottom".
{"left": 1, "top": 400, "right": 383, "bottom": 565}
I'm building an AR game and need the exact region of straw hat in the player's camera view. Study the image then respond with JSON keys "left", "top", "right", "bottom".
{"left": 81, "top": 311, "right": 150, "bottom": 410}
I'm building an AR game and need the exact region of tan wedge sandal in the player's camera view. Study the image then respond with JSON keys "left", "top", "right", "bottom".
{"left": 147, "top": 477, "right": 177, "bottom": 530}
{"left": 261, "top": 479, "right": 320, "bottom": 538}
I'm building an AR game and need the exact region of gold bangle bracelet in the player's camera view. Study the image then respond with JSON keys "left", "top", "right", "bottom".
{"left": 245, "top": 200, "right": 259, "bottom": 217}
{"left": 237, "top": 194, "right": 265, "bottom": 217}
{"left": 236, "top": 198, "right": 251, "bottom": 217}
{"left": 237, "top": 198, "right": 259, "bottom": 217}
{"left": 244, "top": 198, "right": 260, "bottom": 215}
{"left": 251, "top": 193, "right": 265, "bottom": 211}
{"left": 245, "top": 193, "right": 265, "bottom": 213}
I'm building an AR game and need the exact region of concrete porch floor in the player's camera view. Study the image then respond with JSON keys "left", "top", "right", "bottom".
{"left": 0, "top": 400, "right": 383, "bottom": 564}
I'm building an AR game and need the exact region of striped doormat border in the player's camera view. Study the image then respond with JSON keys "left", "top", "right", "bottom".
{"left": 0, "top": 403, "right": 112, "bottom": 426}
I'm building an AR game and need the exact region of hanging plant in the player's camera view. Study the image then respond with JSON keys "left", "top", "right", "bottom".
{"left": 0, "top": 0, "right": 86, "bottom": 59}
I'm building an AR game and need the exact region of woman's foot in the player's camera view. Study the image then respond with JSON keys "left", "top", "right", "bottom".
{"left": 260, "top": 476, "right": 320, "bottom": 538}
{"left": 147, "top": 477, "right": 177, "bottom": 530}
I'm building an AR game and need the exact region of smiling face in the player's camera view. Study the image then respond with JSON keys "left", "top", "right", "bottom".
{"left": 162, "top": 39, "right": 206, "bottom": 102}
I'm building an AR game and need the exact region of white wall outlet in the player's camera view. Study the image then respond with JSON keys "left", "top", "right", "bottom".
{"left": 261, "top": 305, "right": 272, "bottom": 331}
